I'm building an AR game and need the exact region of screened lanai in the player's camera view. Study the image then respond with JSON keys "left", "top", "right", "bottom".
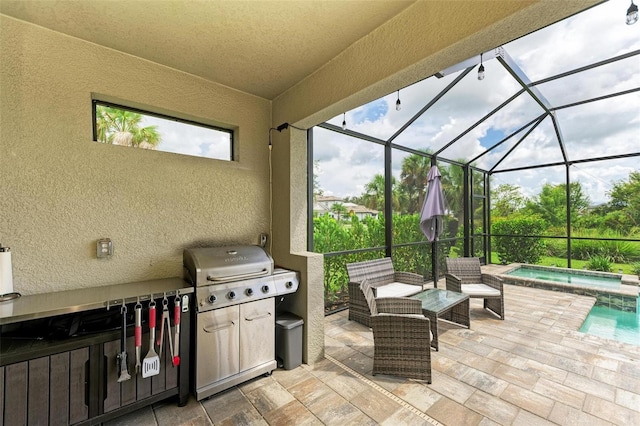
{"left": 309, "top": 0, "right": 640, "bottom": 311}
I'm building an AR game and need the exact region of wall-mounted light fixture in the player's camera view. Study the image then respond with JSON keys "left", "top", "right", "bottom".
{"left": 478, "top": 53, "right": 485, "bottom": 80}
{"left": 395, "top": 90, "right": 402, "bottom": 111}
{"left": 627, "top": 0, "right": 638, "bottom": 24}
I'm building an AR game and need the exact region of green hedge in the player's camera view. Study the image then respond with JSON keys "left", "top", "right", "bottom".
{"left": 315, "top": 213, "right": 447, "bottom": 306}
{"left": 492, "top": 217, "right": 547, "bottom": 264}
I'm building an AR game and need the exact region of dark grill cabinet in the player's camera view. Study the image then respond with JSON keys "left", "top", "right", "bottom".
{"left": 0, "top": 278, "right": 192, "bottom": 426}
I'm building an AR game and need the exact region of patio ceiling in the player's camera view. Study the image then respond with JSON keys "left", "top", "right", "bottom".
{"left": 0, "top": 0, "right": 416, "bottom": 100}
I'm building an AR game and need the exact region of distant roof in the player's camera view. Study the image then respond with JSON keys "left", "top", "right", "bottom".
{"left": 346, "top": 204, "right": 378, "bottom": 214}
{"left": 316, "top": 195, "right": 344, "bottom": 202}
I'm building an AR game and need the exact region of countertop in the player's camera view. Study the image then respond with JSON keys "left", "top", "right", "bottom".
{"left": 0, "top": 277, "right": 193, "bottom": 325}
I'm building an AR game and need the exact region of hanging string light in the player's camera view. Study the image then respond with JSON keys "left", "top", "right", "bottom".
{"left": 478, "top": 53, "right": 485, "bottom": 80}
{"left": 341, "top": 112, "right": 346, "bottom": 130}
{"left": 627, "top": 0, "right": 639, "bottom": 25}
{"left": 395, "top": 90, "right": 402, "bottom": 111}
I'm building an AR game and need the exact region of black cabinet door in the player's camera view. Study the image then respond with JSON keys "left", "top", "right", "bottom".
{"left": 103, "top": 333, "right": 178, "bottom": 413}
{"left": 0, "top": 347, "right": 89, "bottom": 426}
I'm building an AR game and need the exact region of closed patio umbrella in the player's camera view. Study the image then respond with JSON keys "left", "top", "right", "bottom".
{"left": 420, "top": 165, "right": 445, "bottom": 242}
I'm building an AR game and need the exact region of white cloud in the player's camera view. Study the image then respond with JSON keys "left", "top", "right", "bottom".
{"left": 140, "top": 116, "right": 231, "bottom": 160}
{"left": 314, "top": 0, "right": 639, "bottom": 205}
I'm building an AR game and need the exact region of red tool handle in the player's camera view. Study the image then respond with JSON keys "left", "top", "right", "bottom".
{"left": 173, "top": 297, "right": 181, "bottom": 367}
{"left": 149, "top": 305, "right": 156, "bottom": 329}
{"left": 174, "top": 303, "right": 180, "bottom": 327}
{"left": 135, "top": 306, "right": 142, "bottom": 348}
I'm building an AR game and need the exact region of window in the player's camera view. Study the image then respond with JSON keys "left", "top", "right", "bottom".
{"left": 92, "top": 101, "right": 233, "bottom": 161}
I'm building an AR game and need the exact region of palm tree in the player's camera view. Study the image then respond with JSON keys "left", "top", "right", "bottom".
{"left": 360, "top": 174, "right": 386, "bottom": 211}
{"left": 96, "top": 106, "right": 161, "bottom": 149}
{"left": 330, "top": 203, "right": 349, "bottom": 221}
{"left": 439, "top": 161, "right": 484, "bottom": 235}
{"left": 360, "top": 174, "right": 401, "bottom": 213}
{"left": 399, "top": 151, "right": 432, "bottom": 214}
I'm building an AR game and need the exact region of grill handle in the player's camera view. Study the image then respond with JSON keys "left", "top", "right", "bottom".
{"left": 203, "top": 321, "right": 235, "bottom": 333}
{"left": 244, "top": 312, "right": 272, "bottom": 322}
{"left": 206, "top": 269, "right": 269, "bottom": 282}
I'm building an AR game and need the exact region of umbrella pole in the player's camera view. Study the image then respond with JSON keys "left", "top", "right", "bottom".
{"left": 432, "top": 240, "right": 438, "bottom": 288}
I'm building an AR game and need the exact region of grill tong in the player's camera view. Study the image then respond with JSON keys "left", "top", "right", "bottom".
{"left": 157, "top": 295, "right": 174, "bottom": 362}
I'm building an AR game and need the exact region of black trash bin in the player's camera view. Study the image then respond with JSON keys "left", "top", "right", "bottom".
{"left": 275, "top": 313, "right": 304, "bottom": 370}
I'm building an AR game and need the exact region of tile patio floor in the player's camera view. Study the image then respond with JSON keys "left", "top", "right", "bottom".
{"left": 107, "top": 282, "right": 640, "bottom": 425}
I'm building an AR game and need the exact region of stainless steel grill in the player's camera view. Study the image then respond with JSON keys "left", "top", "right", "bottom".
{"left": 183, "top": 245, "right": 299, "bottom": 400}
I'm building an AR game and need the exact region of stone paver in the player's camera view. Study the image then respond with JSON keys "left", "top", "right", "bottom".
{"left": 349, "top": 387, "right": 403, "bottom": 423}
{"left": 263, "top": 399, "right": 322, "bottom": 425}
{"left": 500, "top": 383, "right": 555, "bottom": 419}
{"left": 426, "top": 395, "right": 484, "bottom": 425}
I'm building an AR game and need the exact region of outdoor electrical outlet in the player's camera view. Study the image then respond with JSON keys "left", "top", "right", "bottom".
{"left": 97, "top": 238, "right": 113, "bottom": 258}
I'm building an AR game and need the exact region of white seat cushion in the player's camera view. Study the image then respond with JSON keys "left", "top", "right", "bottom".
{"left": 375, "top": 282, "right": 422, "bottom": 298}
{"left": 377, "top": 313, "right": 434, "bottom": 340}
{"left": 378, "top": 313, "right": 425, "bottom": 319}
{"left": 462, "top": 283, "right": 501, "bottom": 297}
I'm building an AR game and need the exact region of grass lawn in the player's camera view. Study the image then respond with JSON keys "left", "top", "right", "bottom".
{"left": 489, "top": 252, "right": 636, "bottom": 275}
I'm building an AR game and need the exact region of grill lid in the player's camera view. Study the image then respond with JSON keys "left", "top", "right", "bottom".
{"left": 183, "top": 245, "right": 274, "bottom": 286}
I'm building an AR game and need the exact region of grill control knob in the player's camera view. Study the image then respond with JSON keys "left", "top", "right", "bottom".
{"left": 261, "top": 285, "right": 270, "bottom": 293}
{"left": 208, "top": 295, "right": 217, "bottom": 304}
{"left": 246, "top": 288, "right": 254, "bottom": 296}
{"left": 285, "top": 281, "right": 293, "bottom": 289}
{"left": 228, "top": 291, "right": 236, "bottom": 300}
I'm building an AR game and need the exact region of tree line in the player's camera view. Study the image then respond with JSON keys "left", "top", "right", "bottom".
{"left": 315, "top": 153, "right": 639, "bottom": 274}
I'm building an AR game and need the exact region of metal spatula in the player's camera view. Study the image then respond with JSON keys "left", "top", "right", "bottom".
{"left": 142, "top": 301, "right": 160, "bottom": 378}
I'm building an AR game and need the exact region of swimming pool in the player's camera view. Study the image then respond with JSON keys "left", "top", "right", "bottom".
{"left": 580, "top": 301, "right": 640, "bottom": 346}
{"left": 496, "top": 264, "right": 639, "bottom": 345}
{"left": 506, "top": 265, "right": 621, "bottom": 289}
{"left": 499, "top": 264, "right": 638, "bottom": 313}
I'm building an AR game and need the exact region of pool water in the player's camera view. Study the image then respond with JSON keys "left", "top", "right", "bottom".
{"left": 507, "top": 266, "right": 620, "bottom": 289}
{"left": 580, "top": 303, "right": 640, "bottom": 346}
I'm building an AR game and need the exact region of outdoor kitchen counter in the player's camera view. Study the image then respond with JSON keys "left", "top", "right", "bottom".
{"left": 0, "top": 277, "right": 193, "bottom": 325}
{"left": 0, "top": 277, "right": 194, "bottom": 422}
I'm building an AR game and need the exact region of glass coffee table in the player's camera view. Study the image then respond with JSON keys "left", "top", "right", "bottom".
{"left": 410, "top": 289, "right": 470, "bottom": 351}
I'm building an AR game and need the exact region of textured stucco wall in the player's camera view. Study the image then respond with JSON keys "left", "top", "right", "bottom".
{"left": 270, "top": 127, "right": 325, "bottom": 363}
{"left": 0, "top": 15, "right": 272, "bottom": 295}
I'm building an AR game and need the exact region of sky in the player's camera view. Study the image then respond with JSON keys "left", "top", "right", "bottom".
{"left": 315, "top": 0, "right": 639, "bottom": 205}
{"left": 138, "top": 115, "right": 232, "bottom": 161}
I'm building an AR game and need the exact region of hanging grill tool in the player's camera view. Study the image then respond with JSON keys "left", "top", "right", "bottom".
{"left": 173, "top": 295, "right": 181, "bottom": 367}
{"left": 157, "top": 295, "right": 174, "bottom": 362}
{"left": 134, "top": 302, "right": 142, "bottom": 374}
{"left": 142, "top": 300, "right": 160, "bottom": 378}
{"left": 117, "top": 304, "right": 131, "bottom": 382}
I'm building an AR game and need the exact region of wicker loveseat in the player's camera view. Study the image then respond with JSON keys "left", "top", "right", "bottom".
{"left": 360, "top": 279, "right": 432, "bottom": 382}
{"left": 347, "top": 258, "right": 424, "bottom": 327}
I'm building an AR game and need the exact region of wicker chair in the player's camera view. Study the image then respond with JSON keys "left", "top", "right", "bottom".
{"left": 347, "top": 258, "right": 424, "bottom": 327}
{"left": 445, "top": 257, "right": 505, "bottom": 320}
{"left": 360, "top": 279, "right": 432, "bottom": 382}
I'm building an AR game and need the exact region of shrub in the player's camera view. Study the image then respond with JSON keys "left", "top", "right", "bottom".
{"left": 631, "top": 262, "right": 640, "bottom": 277}
{"left": 586, "top": 255, "right": 613, "bottom": 272}
{"left": 492, "top": 217, "right": 547, "bottom": 264}
{"left": 570, "top": 230, "right": 640, "bottom": 262}
{"left": 545, "top": 238, "right": 566, "bottom": 257}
